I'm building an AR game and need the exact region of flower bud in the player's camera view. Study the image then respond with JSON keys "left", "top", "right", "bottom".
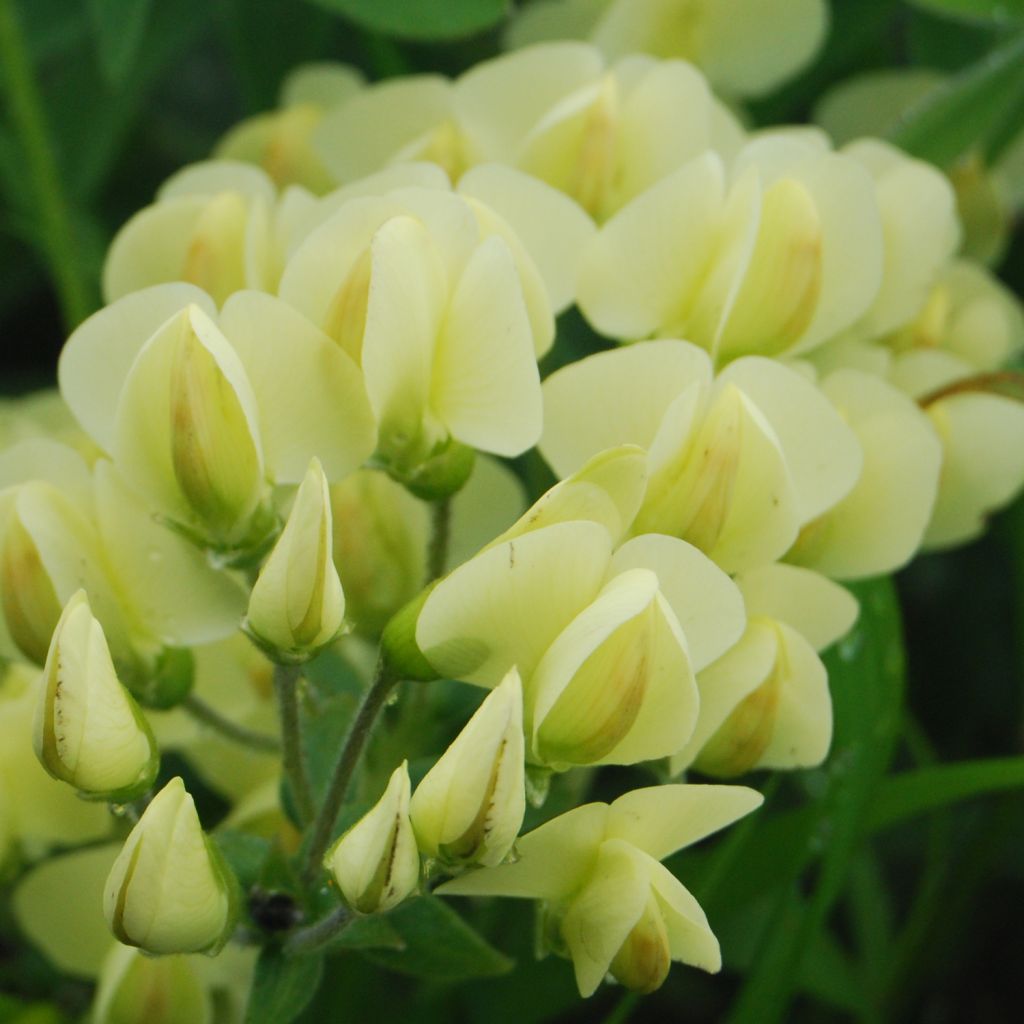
{"left": 104, "top": 777, "right": 237, "bottom": 955}
{"left": 324, "top": 762, "right": 420, "bottom": 913}
{"left": 92, "top": 945, "right": 211, "bottom": 1024}
{"left": 0, "top": 508, "right": 62, "bottom": 664}
{"left": 33, "top": 591, "right": 158, "bottom": 801}
{"left": 608, "top": 892, "right": 672, "bottom": 994}
{"left": 330, "top": 469, "right": 429, "bottom": 636}
{"left": 165, "top": 307, "right": 265, "bottom": 545}
{"left": 410, "top": 668, "right": 525, "bottom": 868}
{"left": 246, "top": 458, "right": 345, "bottom": 661}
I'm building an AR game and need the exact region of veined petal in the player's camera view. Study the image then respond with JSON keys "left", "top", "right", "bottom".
{"left": 361, "top": 216, "right": 447, "bottom": 459}
{"left": 313, "top": 74, "right": 455, "bottom": 183}
{"left": 736, "top": 562, "right": 857, "bottom": 652}
{"left": 923, "top": 391, "right": 1024, "bottom": 548}
{"left": 757, "top": 622, "right": 832, "bottom": 769}
{"left": 560, "top": 839, "right": 651, "bottom": 997}
{"left": 417, "top": 520, "right": 611, "bottom": 685}
{"left": 788, "top": 369, "right": 941, "bottom": 579}
{"left": 458, "top": 164, "right": 596, "bottom": 316}
{"left": 607, "top": 783, "right": 764, "bottom": 860}
{"left": 219, "top": 291, "right": 376, "bottom": 482}
{"left": 646, "top": 859, "right": 720, "bottom": 973}
{"left": 437, "top": 801, "right": 608, "bottom": 900}
{"left": 717, "top": 356, "right": 862, "bottom": 523}
{"left": 93, "top": 462, "right": 246, "bottom": 648}
{"left": 529, "top": 570, "right": 697, "bottom": 767}
{"left": 455, "top": 42, "right": 604, "bottom": 162}
{"left": 609, "top": 533, "right": 745, "bottom": 671}
{"left": 672, "top": 621, "right": 778, "bottom": 774}
{"left": 431, "top": 235, "right": 542, "bottom": 457}
{"left": 59, "top": 285, "right": 215, "bottom": 453}
{"left": 577, "top": 154, "right": 726, "bottom": 339}
{"left": 541, "top": 340, "right": 712, "bottom": 477}
{"left": 496, "top": 445, "right": 648, "bottom": 549}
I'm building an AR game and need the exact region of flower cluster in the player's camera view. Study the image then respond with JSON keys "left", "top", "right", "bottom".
{"left": 2, "top": 10, "right": 1022, "bottom": 1019}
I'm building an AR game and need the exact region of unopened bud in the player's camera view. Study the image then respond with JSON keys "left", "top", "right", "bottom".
{"left": 246, "top": 457, "right": 345, "bottom": 662}
{"left": 609, "top": 892, "right": 672, "bottom": 994}
{"left": 33, "top": 591, "right": 158, "bottom": 802}
{"left": 166, "top": 307, "right": 265, "bottom": 546}
{"left": 104, "top": 777, "right": 237, "bottom": 954}
{"left": 324, "top": 762, "right": 420, "bottom": 914}
{"left": 92, "top": 945, "right": 210, "bottom": 1024}
{"left": 410, "top": 668, "right": 525, "bottom": 868}
{"left": 1, "top": 507, "right": 62, "bottom": 664}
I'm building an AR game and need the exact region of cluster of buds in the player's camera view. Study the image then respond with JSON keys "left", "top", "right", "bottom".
{"left": 2, "top": 3, "right": 1022, "bottom": 1015}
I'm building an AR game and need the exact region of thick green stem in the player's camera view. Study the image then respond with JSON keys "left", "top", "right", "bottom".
{"left": 183, "top": 694, "right": 281, "bottom": 754}
{"left": 0, "top": 0, "right": 93, "bottom": 329}
{"left": 274, "top": 663, "right": 314, "bottom": 825}
{"left": 427, "top": 497, "right": 451, "bottom": 582}
{"left": 284, "top": 904, "right": 352, "bottom": 957}
{"left": 302, "top": 658, "right": 399, "bottom": 882}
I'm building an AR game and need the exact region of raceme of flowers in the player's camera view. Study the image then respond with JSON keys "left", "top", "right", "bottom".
{"left": 2, "top": 25, "right": 1023, "bottom": 1020}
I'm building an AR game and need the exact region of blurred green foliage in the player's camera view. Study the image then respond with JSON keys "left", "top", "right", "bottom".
{"left": 1, "top": 1, "right": 1024, "bottom": 1022}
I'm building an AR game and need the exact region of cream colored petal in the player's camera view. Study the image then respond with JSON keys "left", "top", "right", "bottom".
{"left": 455, "top": 41, "right": 604, "bottom": 162}
{"left": 417, "top": 520, "right": 611, "bottom": 685}
{"left": 13, "top": 843, "right": 119, "bottom": 978}
{"left": 560, "top": 839, "right": 651, "bottom": 997}
{"left": 112, "top": 305, "right": 264, "bottom": 537}
{"left": 789, "top": 369, "right": 942, "bottom": 579}
{"left": 846, "top": 139, "right": 960, "bottom": 337}
{"left": 313, "top": 75, "right": 454, "bottom": 183}
{"left": 646, "top": 859, "right": 721, "bottom": 973}
{"left": 736, "top": 562, "right": 857, "bottom": 652}
{"left": 93, "top": 462, "right": 245, "bottom": 646}
{"left": 924, "top": 392, "right": 1024, "bottom": 548}
{"left": 541, "top": 340, "right": 712, "bottom": 477}
{"left": 497, "top": 445, "right": 647, "bottom": 549}
{"left": 58, "top": 284, "right": 215, "bottom": 453}
{"left": 361, "top": 215, "right": 447, "bottom": 458}
{"left": 0, "top": 437, "right": 92, "bottom": 505}
{"left": 609, "top": 533, "right": 745, "bottom": 671}
{"left": 102, "top": 198, "right": 209, "bottom": 302}
{"left": 672, "top": 621, "right": 778, "bottom": 774}
{"left": 611, "top": 58, "right": 715, "bottom": 213}
{"left": 607, "top": 782, "right": 763, "bottom": 860}
{"left": 637, "top": 385, "right": 802, "bottom": 573}
{"left": 158, "top": 160, "right": 276, "bottom": 203}
{"left": 437, "top": 801, "right": 608, "bottom": 900}
{"left": 430, "top": 236, "right": 542, "bottom": 457}
{"left": 758, "top": 622, "right": 832, "bottom": 769}
{"left": 717, "top": 356, "right": 862, "bottom": 523}
{"left": 529, "top": 571, "right": 698, "bottom": 767}
{"left": 577, "top": 154, "right": 726, "bottom": 339}
{"left": 458, "top": 163, "right": 596, "bottom": 314}
{"left": 219, "top": 291, "right": 376, "bottom": 482}
{"left": 281, "top": 61, "right": 365, "bottom": 108}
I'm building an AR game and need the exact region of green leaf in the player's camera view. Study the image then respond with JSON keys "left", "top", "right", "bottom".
{"left": 890, "top": 30, "right": 1024, "bottom": 165}
{"left": 86, "top": 0, "right": 154, "bottom": 83}
{"left": 361, "top": 896, "right": 514, "bottom": 980}
{"left": 904, "top": 0, "right": 1024, "bottom": 26}
{"left": 246, "top": 948, "right": 324, "bottom": 1024}
{"left": 725, "top": 578, "right": 906, "bottom": 1024}
{"left": 304, "top": 0, "right": 510, "bottom": 41}
{"left": 335, "top": 913, "right": 406, "bottom": 951}
{"left": 867, "top": 755, "right": 1024, "bottom": 829}
{"left": 215, "top": 830, "right": 273, "bottom": 890}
